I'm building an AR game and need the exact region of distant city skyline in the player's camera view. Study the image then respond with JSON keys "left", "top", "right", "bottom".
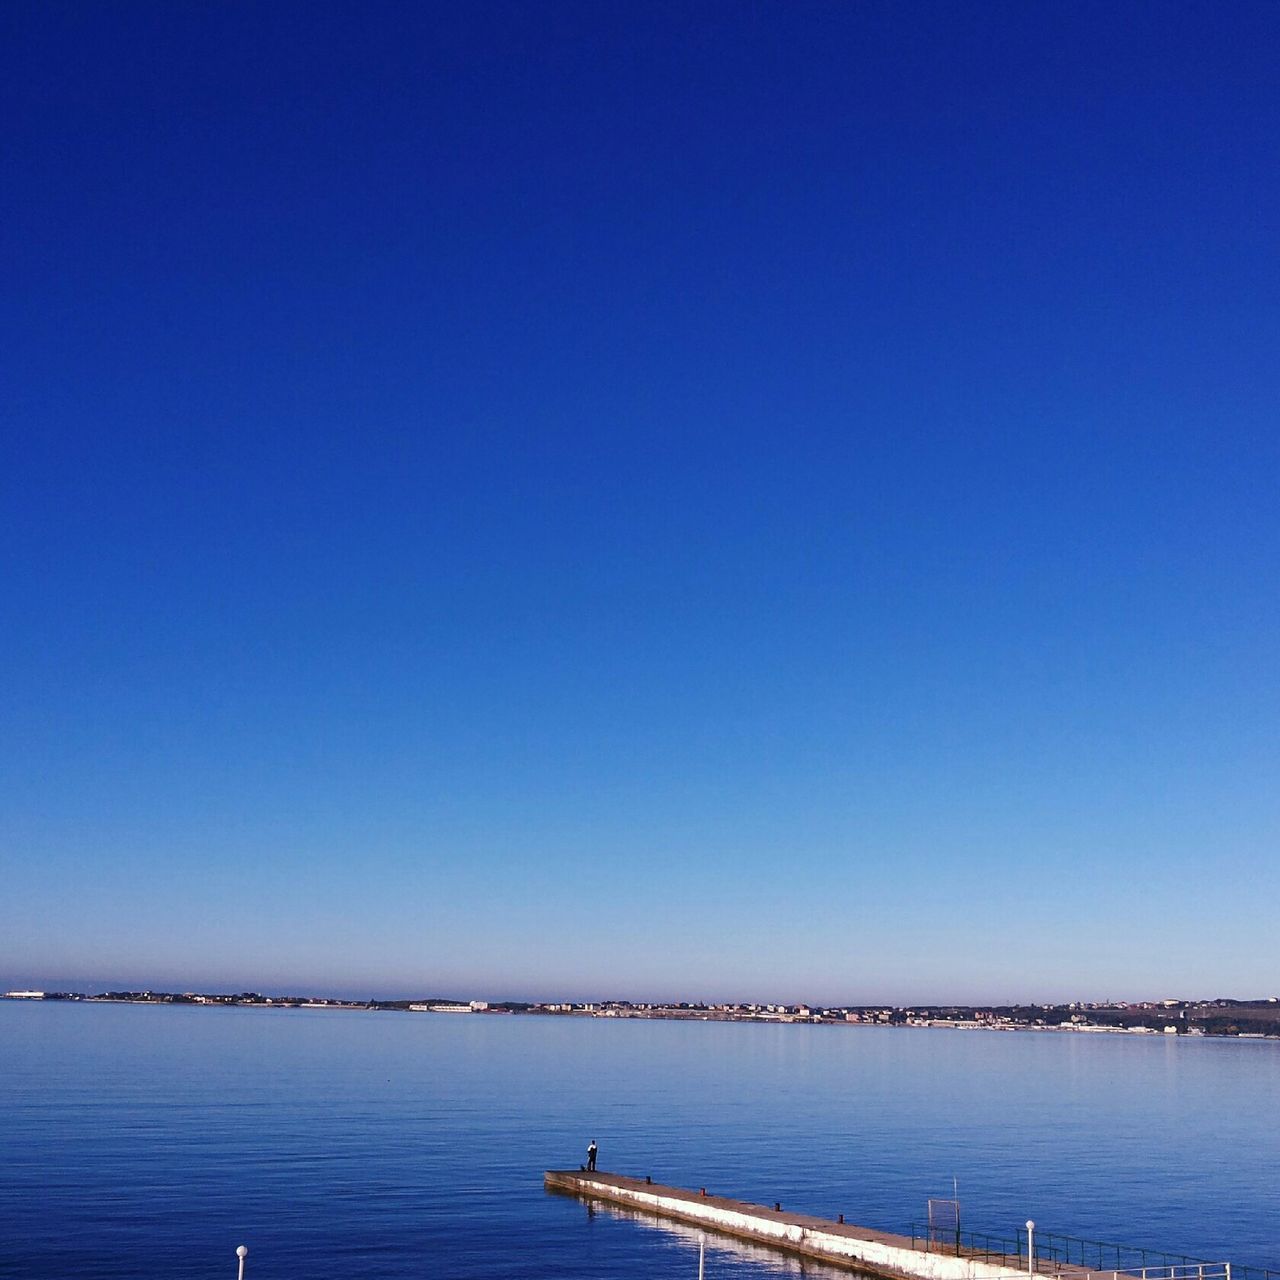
{"left": 4, "top": 3, "right": 1279, "bottom": 1001}
{"left": 3, "top": 970, "right": 1278, "bottom": 1010}
{"left": 9, "top": 987, "right": 1280, "bottom": 1047}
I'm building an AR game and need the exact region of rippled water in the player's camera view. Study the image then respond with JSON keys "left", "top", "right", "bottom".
{"left": 2, "top": 1001, "right": 1278, "bottom": 1280}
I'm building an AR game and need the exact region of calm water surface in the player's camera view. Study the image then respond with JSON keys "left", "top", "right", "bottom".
{"left": 2, "top": 1002, "right": 1277, "bottom": 1280}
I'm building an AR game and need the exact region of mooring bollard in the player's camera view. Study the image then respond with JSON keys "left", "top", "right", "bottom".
{"left": 775, "top": 1202, "right": 781, "bottom": 1212}
{"left": 838, "top": 1213, "right": 844, "bottom": 1224}
{"left": 236, "top": 1245, "right": 248, "bottom": 1280}
{"left": 1026, "top": 1221, "right": 1036, "bottom": 1275}
{"left": 646, "top": 1175, "right": 652, "bottom": 1184}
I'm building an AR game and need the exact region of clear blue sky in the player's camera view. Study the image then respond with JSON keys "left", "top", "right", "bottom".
{"left": 3, "top": 2, "right": 1278, "bottom": 1004}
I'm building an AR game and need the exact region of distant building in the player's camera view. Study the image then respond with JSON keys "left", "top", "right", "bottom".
{"left": 4, "top": 990, "right": 45, "bottom": 999}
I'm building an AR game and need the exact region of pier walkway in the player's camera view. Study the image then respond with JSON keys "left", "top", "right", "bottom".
{"left": 544, "top": 1171, "right": 1231, "bottom": 1280}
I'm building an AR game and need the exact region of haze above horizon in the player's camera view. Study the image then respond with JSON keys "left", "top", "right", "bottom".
{"left": 4, "top": 2, "right": 1278, "bottom": 1006}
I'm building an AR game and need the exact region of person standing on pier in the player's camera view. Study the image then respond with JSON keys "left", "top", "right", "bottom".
{"left": 587, "top": 1140, "right": 597, "bottom": 1171}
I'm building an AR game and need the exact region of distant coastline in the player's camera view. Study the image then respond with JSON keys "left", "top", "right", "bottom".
{"left": 6, "top": 989, "right": 1280, "bottom": 1039}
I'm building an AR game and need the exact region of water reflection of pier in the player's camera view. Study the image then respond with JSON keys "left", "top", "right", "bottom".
{"left": 575, "top": 1195, "right": 874, "bottom": 1279}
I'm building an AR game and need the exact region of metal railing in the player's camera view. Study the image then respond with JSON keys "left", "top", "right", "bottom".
{"left": 1097, "top": 1267, "right": 1230, "bottom": 1280}
{"left": 907, "top": 1222, "right": 1024, "bottom": 1265}
{"left": 903, "top": 1225, "right": 1278, "bottom": 1280}
{"left": 1017, "top": 1228, "right": 1219, "bottom": 1275}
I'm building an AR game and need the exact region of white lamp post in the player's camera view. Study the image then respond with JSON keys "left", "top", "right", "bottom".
{"left": 236, "top": 1245, "right": 248, "bottom": 1280}
{"left": 1026, "top": 1222, "right": 1036, "bottom": 1275}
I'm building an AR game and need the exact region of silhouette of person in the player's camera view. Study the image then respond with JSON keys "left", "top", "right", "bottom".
{"left": 587, "top": 1140, "right": 598, "bottom": 1171}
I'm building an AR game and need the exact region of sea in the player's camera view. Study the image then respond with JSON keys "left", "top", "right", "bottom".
{"left": 2, "top": 1000, "right": 1278, "bottom": 1280}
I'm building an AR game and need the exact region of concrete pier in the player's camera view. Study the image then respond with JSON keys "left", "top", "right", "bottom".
{"left": 544, "top": 1171, "right": 1030, "bottom": 1280}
